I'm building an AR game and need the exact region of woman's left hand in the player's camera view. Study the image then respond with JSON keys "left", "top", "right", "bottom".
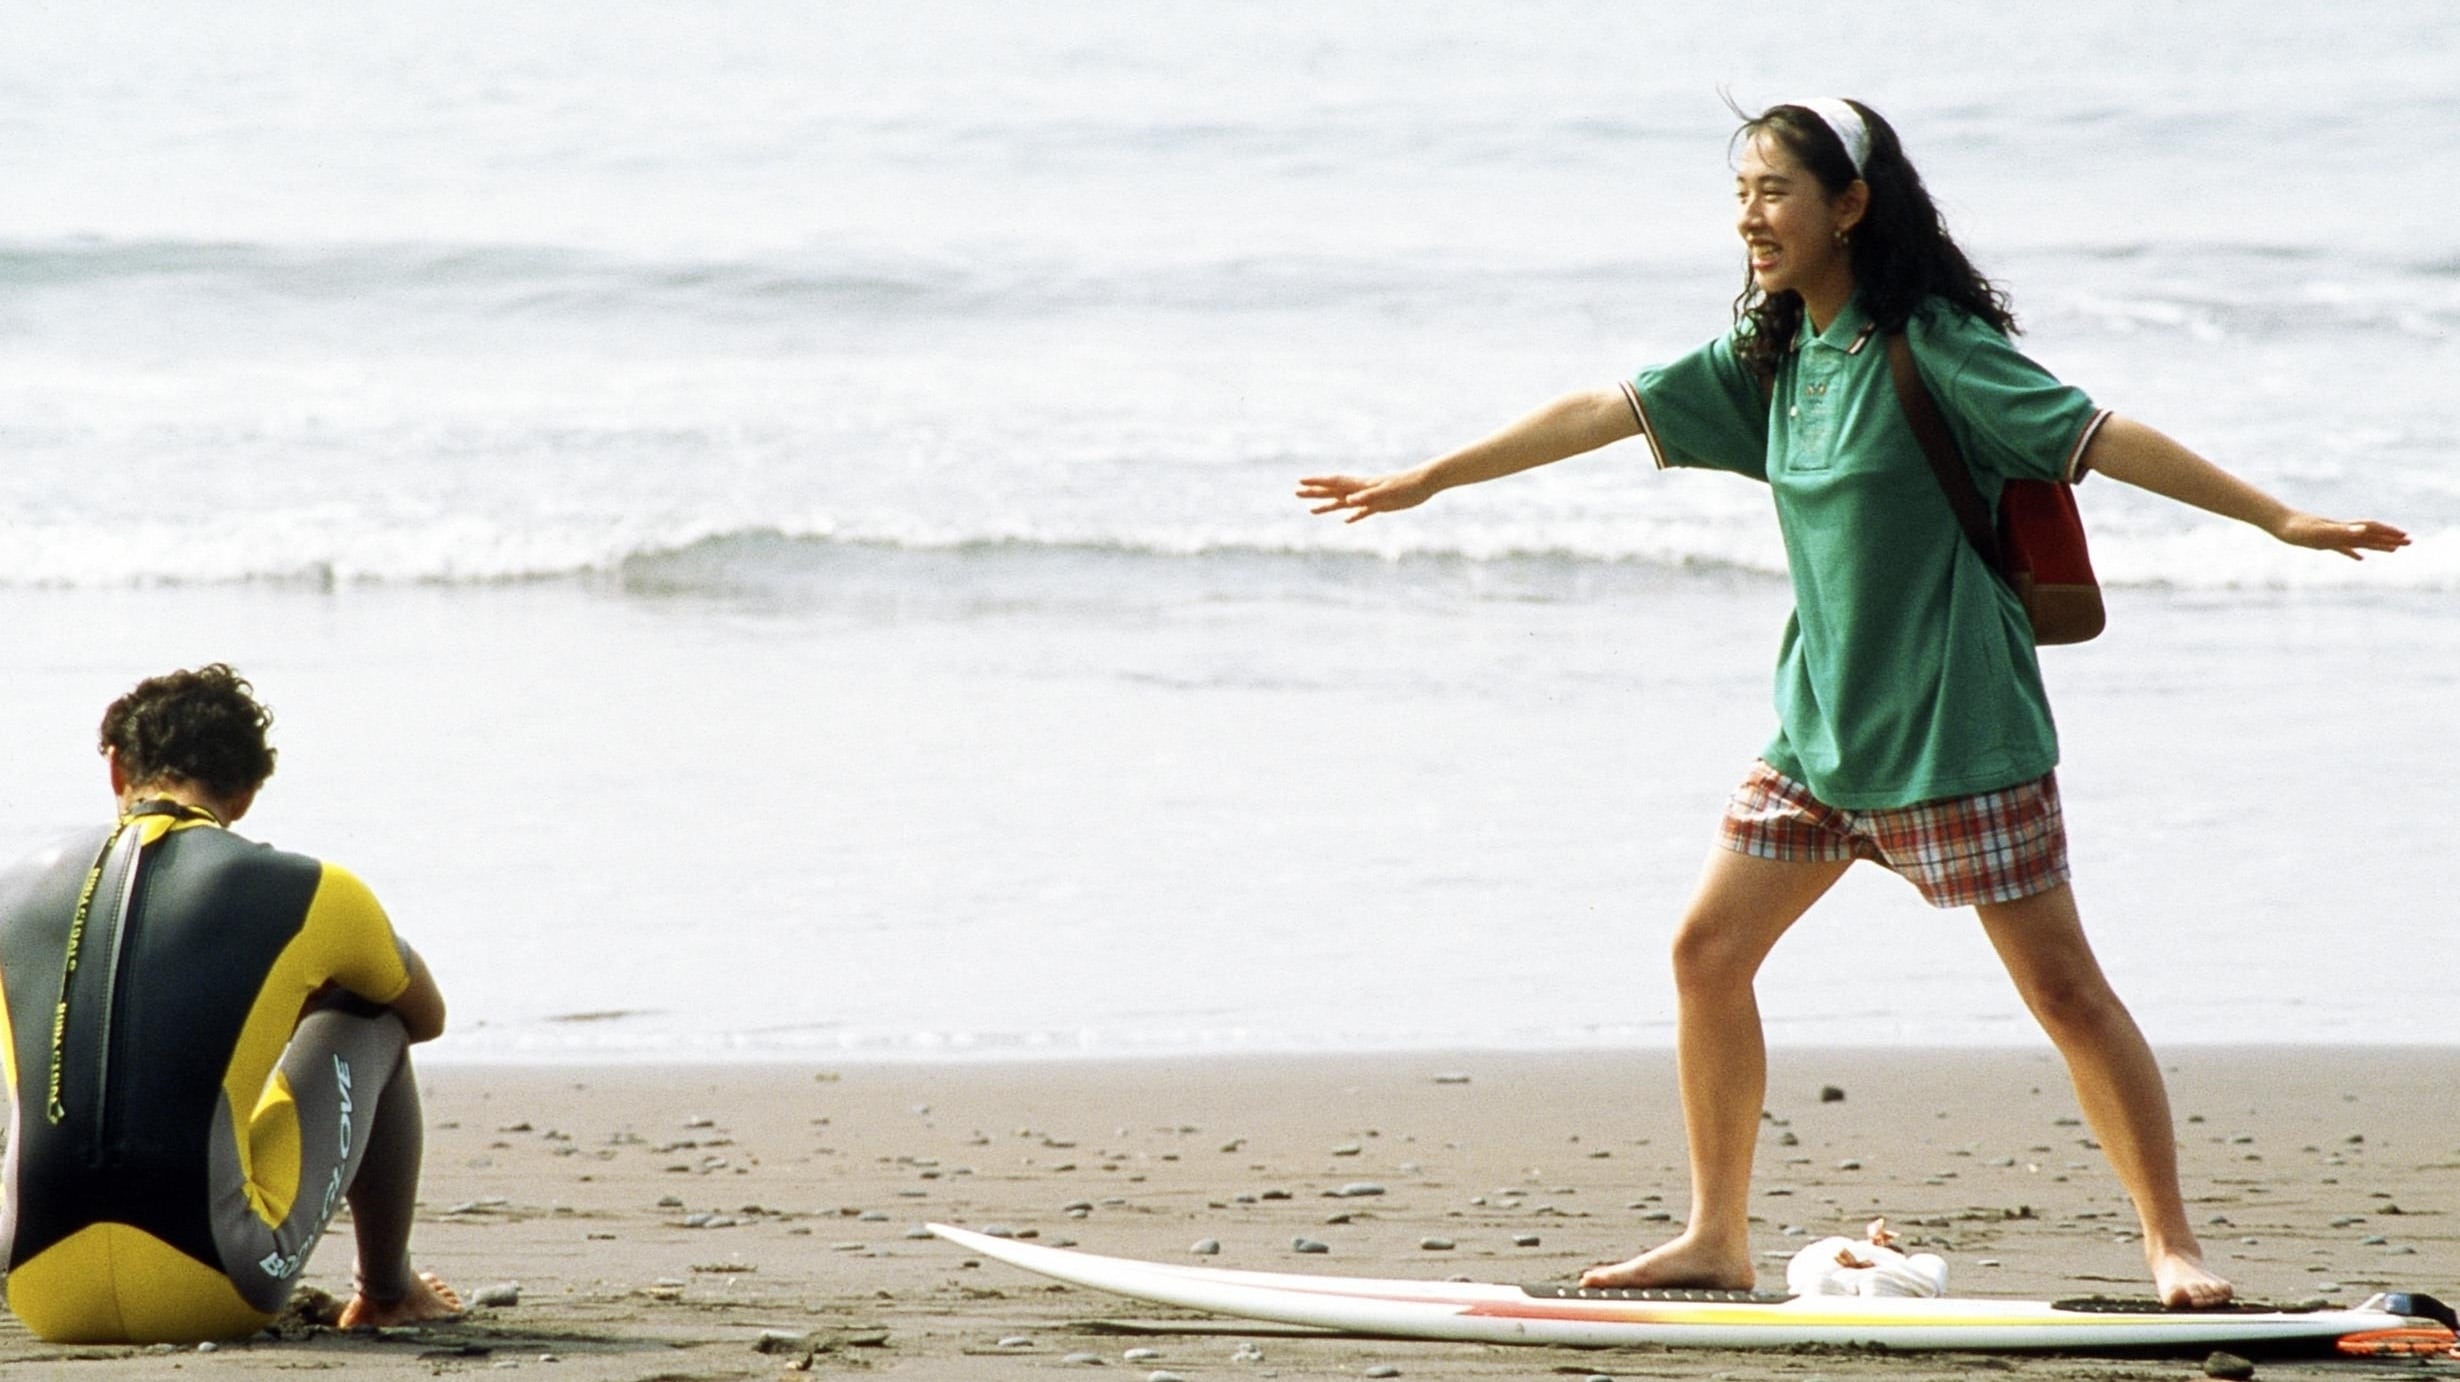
{"left": 2272, "top": 514, "right": 2411, "bottom": 560}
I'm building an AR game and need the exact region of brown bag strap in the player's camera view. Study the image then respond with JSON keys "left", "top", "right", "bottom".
{"left": 1884, "top": 332, "right": 2002, "bottom": 572}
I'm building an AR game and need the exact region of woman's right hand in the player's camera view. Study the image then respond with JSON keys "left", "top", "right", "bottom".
{"left": 1296, "top": 469, "right": 1434, "bottom": 523}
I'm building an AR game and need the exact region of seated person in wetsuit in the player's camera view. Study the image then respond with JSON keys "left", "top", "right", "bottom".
{"left": 0, "top": 664, "right": 461, "bottom": 1343}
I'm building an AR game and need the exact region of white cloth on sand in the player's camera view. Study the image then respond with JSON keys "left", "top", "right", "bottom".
{"left": 1785, "top": 1218, "right": 1948, "bottom": 1298}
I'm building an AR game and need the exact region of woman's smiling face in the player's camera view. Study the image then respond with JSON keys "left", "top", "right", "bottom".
{"left": 1734, "top": 130, "right": 1864, "bottom": 326}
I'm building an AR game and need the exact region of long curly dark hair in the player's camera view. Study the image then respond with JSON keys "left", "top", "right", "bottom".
{"left": 1730, "top": 99, "right": 2016, "bottom": 383}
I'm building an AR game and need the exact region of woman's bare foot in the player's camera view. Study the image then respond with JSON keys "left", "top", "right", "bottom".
{"left": 338, "top": 1270, "right": 464, "bottom": 1329}
{"left": 2152, "top": 1248, "right": 2233, "bottom": 1309}
{"left": 1579, "top": 1233, "right": 1756, "bottom": 1291}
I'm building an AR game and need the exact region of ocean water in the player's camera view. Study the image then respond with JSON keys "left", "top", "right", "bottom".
{"left": 2, "top": 2, "right": 2453, "bottom": 1059}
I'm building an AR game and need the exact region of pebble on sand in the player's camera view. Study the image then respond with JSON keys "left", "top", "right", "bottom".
{"left": 1191, "top": 1238, "right": 1222, "bottom": 1256}
{"left": 1293, "top": 1237, "right": 1331, "bottom": 1254}
{"left": 2203, "top": 1349, "right": 2257, "bottom": 1380}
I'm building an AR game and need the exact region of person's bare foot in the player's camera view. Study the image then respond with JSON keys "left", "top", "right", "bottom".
{"left": 2152, "top": 1248, "right": 2233, "bottom": 1309}
{"left": 1578, "top": 1233, "right": 1756, "bottom": 1291}
{"left": 337, "top": 1270, "right": 464, "bottom": 1329}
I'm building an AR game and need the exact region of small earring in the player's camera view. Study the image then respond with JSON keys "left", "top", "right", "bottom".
{"left": 1833, "top": 228, "right": 1851, "bottom": 248}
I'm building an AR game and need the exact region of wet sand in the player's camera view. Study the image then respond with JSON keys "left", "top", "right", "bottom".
{"left": 7, "top": 1047, "right": 2453, "bottom": 1380}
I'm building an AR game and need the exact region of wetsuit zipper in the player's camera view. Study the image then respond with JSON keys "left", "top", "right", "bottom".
{"left": 88, "top": 840, "right": 147, "bottom": 1166}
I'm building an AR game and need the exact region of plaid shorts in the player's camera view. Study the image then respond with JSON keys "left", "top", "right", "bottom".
{"left": 1719, "top": 760, "right": 2071, "bottom": 909}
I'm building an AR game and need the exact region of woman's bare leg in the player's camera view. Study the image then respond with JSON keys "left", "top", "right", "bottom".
{"left": 1582, "top": 849, "right": 1851, "bottom": 1289}
{"left": 1974, "top": 883, "right": 2232, "bottom": 1308}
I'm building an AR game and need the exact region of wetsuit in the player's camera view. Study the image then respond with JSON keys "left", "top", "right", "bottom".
{"left": 0, "top": 802, "right": 416, "bottom": 1343}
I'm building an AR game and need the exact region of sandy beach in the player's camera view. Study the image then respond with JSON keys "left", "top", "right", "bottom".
{"left": 7, "top": 1047, "right": 2451, "bottom": 1380}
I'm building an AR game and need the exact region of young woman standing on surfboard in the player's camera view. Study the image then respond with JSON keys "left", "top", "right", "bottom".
{"left": 1297, "top": 98, "right": 2407, "bottom": 1309}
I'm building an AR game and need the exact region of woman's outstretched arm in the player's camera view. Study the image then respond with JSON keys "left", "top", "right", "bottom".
{"left": 2082, "top": 416, "right": 2410, "bottom": 559}
{"left": 1298, "top": 386, "right": 1639, "bottom": 523}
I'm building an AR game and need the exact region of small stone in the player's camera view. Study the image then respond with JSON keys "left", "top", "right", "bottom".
{"left": 1835, "top": 1158, "right": 1862, "bottom": 1171}
{"left": 2203, "top": 1349, "right": 2256, "bottom": 1380}
{"left": 1513, "top": 1234, "right": 1541, "bottom": 1247}
{"left": 1292, "top": 1237, "right": 1330, "bottom": 1254}
{"left": 1364, "top": 1367, "right": 1401, "bottom": 1379}
{"left": 1433, "top": 1072, "right": 1471, "bottom": 1084}
{"left": 1122, "top": 1347, "right": 1162, "bottom": 1361}
{"left": 1063, "top": 1351, "right": 1107, "bottom": 1365}
{"left": 472, "top": 1282, "right": 521, "bottom": 1308}
{"left": 1819, "top": 1085, "right": 1846, "bottom": 1103}
{"left": 754, "top": 1330, "right": 808, "bottom": 1354}
{"left": 1331, "top": 1142, "right": 1363, "bottom": 1157}
{"left": 1331, "top": 1182, "right": 1387, "bottom": 1198}
{"left": 998, "top": 1336, "right": 1032, "bottom": 1348}
{"left": 1419, "top": 1236, "right": 1456, "bottom": 1251}
{"left": 197, "top": 1342, "right": 218, "bottom": 1353}
{"left": 1190, "top": 1238, "right": 1222, "bottom": 1256}
{"left": 1148, "top": 1373, "right": 1189, "bottom": 1382}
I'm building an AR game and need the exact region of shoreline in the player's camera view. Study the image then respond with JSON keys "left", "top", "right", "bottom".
{"left": 8, "top": 1046, "right": 2450, "bottom": 1379}
{"left": 411, "top": 1037, "right": 2460, "bottom": 1066}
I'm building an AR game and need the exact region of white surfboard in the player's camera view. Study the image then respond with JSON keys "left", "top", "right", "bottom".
{"left": 931, "top": 1223, "right": 2457, "bottom": 1355}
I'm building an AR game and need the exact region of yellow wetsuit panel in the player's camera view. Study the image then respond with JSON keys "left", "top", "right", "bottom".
{"left": 244, "top": 1070, "right": 303, "bottom": 1225}
{"left": 219, "top": 862, "right": 410, "bottom": 1223}
{"left": 0, "top": 953, "right": 16, "bottom": 1097}
{"left": 9, "top": 1223, "right": 271, "bottom": 1344}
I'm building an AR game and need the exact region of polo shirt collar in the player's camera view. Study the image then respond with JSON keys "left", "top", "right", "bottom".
{"left": 1794, "top": 296, "right": 1879, "bottom": 356}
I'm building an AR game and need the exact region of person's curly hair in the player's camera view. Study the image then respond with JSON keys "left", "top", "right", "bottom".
{"left": 1729, "top": 98, "right": 2018, "bottom": 383}
{"left": 97, "top": 663, "right": 278, "bottom": 799}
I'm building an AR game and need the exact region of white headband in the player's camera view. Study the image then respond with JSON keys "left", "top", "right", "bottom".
{"left": 1788, "top": 97, "right": 1871, "bottom": 178}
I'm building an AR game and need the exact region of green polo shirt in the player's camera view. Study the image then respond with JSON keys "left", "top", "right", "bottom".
{"left": 1622, "top": 296, "right": 2109, "bottom": 809}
